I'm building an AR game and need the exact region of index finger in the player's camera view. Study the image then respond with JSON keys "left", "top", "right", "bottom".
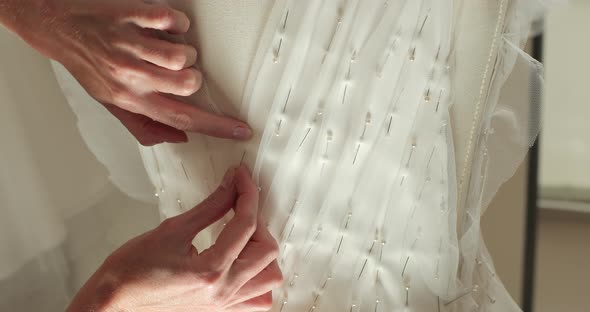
{"left": 198, "top": 166, "right": 259, "bottom": 269}
{"left": 134, "top": 93, "right": 252, "bottom": 140}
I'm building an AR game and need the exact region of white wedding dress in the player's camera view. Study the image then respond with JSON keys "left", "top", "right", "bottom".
{"left": 53, "top": 0, "right": 545, "bottom": 311}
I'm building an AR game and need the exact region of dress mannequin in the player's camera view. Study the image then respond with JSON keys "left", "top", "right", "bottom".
{"left": 53, "top": 0, "right": 543, "bottom": 311}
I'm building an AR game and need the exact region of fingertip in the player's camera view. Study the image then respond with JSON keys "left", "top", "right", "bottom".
{"left": 232, "top": 123, "right": 253, "bottom": 140}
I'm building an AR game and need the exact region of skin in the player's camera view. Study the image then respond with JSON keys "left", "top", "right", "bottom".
{"left": 66, "top": 166, "right": 283, "bottom": 312}
{"left": 0, "top": 0, "right": 253, "bottom": 145}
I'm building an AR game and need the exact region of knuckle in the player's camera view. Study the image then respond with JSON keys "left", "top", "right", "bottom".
{"left": 148, "top": 6, "right": 175, "bottom": 27}
{"left": 170, "top": 113, "right": 193, "bottom": 131}
{"left": 166, "top": 46, "right": 188, "bottom": 70}
{"left": 179, "top": 69, "right": 202, "bottom": 95}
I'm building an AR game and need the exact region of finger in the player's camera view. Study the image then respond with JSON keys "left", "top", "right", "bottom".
{"left": 146, "top": 66, "right": 203, "bottom": 96}
{"left": 226, "top": 261, "right": 283, "bottom": 307}
{"left": 126, "top": 93, "right": 252, "bottom": 140}
{"left": 117, "top": 35, "right": 197, "bottom": 70}
{"left": 170, "top": 168, "right": 238, "bottom": 245}
{"left": 226, "top": 220, "right": 279, "bottom": 292}
{"left": 225, "top": 292, "right": 273, "bottom": 312}
{"left": 124, "top": 4, "right": 190, "bottom": 34}
{"left": 104, "top": 103, "right": 187, "bottom": 145}
{"left": 196, "top": 166, "right": 259, "bottom": 270}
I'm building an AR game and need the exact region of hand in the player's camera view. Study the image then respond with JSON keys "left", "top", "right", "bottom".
{"left": 3, "top": 0, "right": 252, "bottom": 145}
{"left": 66, "top": 166, "right": 283, "bottom": 312}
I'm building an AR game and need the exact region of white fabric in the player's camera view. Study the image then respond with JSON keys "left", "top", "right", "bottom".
{"left": 137, "top": 1, "right": 544, "bottom": 311}
{"left": 43, "top": 0, "right": 546, "bottom": 311}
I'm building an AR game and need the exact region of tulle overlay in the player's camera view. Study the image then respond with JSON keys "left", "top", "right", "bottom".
{"left": 137, "top": 1, "right": 544, "bottom": 311}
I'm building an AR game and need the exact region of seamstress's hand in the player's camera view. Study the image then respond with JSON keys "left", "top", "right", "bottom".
{"left": 66, "top": 166, "right": 283, "bottom": 312}
{"left": 0, "top": 0, "right": 252, "bottom": 145}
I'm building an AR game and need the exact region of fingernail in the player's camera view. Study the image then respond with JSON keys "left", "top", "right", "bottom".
{"left": 232, "top": 125, "right": 252, "bottom": 140}
{"left": 221, "top": 168, "right": 236, "bottom": 189}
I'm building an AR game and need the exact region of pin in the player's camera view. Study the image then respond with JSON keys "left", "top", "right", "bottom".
{"left": 342, "top": 84, "right": 348, "bottom": 105}
{"left": 405, "top": 285, "right": 410, "bottom": 306}
{"left": 387, "top": 115, "right": 393, "bottom": 135}
{"left": 374, "top": 299, "right": 380, "bottom": 312}
{"left": 444, "top": 290, "right": 472, "bottom": 306}
{"left": 418, "top": 177, "right": 431, "bottom": 199}
{"left": 401, "top": 256, "right": 410, "bottom": 277}
{"left": 282, "top": 88, "right": 292, "bottom": 113}
{"left": 274, "top": 38, "right": 283, "bottom": 63}
{"left": 298, "top": 128, "right": 312, "bottom": 149}
{"left": 304, "top": 227, "right": 322, "bottom": 258}
{"left": 409, "top": 47, "right": 416, "bottom": 61}
{"left": 280, "top": 300, "right": 288, "bottom": 312}
{"left": 181, "top": 161, "right": 190, "bottom": 181}
{"left": 438, "top": 296, "right": 441, "bottom": 312}
{"left": 358, "top": 259, "right": 368, "bottom": 279}
{"left": 325, "top": 130, "right": 333, "bottom": 155}
{"left": 239, "top": 150, "right": 246, "bottom": 165}
{"left": 350, "top": 303, "right": 357, "bottom": 312}
{"left": 379, "top": 241, "right": 385, "bottom": 261}
{"left": 286, "top": 224, "right": 295, "bottom": 241}
{"left": 353, "top": 143, "right": 361, "bottom": 165}
{"left": 426, "top": 146, "right": 436, "bottom": 169}
{"left": 361, "top": 112, "right": 372, "bottom": 139}
{"left": 406, "top": 141, "right": 417, "bottom": 167}
{"left": 345, "top": 212, "right": 352, "bottom": 229}
{"left": 436, "top": 90, "right": 443, "bottom": 112}
{"left": 400, "top": 175, "right": 406, "bottom": 186}
{"left": 282, "top": 10, "right": 289, "bottom": 31}
{"left": 321, "top": 275, "right": 332, "bottom": 289}
{"left": 336, "top": 235, "right": 344, "bottom": 254}
{"left": 418, "top": 8, "right": 431, "bottom": 35}
{"left": 326, "top": 10, "right": 343, "bottom": 53}
{"left": 346, "top": 51, "right": 356, "bottom": 80}
{"left": 289, "top": 273, "right": 299, "bottom": 286}
{"left": 276, "top": 120, "right": 283, "bottom": 136}
{"left": 425, "top": 88, "right": 431, "bottom": 102}
{"left": 177, "top": 199, "right": 183, "bottom": 210}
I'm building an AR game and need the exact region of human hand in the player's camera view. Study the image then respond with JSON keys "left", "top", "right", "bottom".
{"left": 66, "top": 166, "right": 282, "bottom": 312}
{"left": 5, "top": 0, "right": 252, "bottom": 145}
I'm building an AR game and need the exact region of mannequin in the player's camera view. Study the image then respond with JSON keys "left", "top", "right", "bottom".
{"left": 53, "top": 0, "right": 544, "bottom": 311}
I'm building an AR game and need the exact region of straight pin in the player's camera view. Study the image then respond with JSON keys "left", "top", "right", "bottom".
{"left": 298, "top": 128, "right": 312, "bottom": 149}
{"left": 400, "top": 175, "right": 406, "bottom": 186}
{"left": 342, "top": 84, "right": 348, "bottom": 105}
{"left": 438, "top": 296, "right": 441, "bottom": 312}
{"left": 239, "top": 150, "right": 246, "bottom": 165}
{"left": 282, "top": 88, "right": 292, "bottom": 113}
{"left": 425, "top": 88, "right": 431, "bottom": 102}
{"left": 358, "top": 259, "right": 368, "bottom": 279}
{"left": 361, "top": 112, "right": 372, "bottom": 139}
{"left": 274, "top": 38, "right": 283, "bottom": 63}
{"left": 405, "top": 286, "right": 410, "bottom": 306}
{"left": 444, "top": 290, "right": 471, "bottom": 306}
{"left": 387, "top": 115, "right": 393, "bottom": 135}
{"left": 409, "top": 47, "right": 416, "bottom": 61}
{"left": 406, "top": 143, "right": 416, "bottom": 167}
{"left": 374, "top": 299, "right": 380, "bottom": 312}
{"left": 177, "top": 199, "right": 183, "bottom": 210}
{"left": 436, "top": 90, "right": 443, "bottom": 112}
{"left": 337, "top": 235, "right": 344, "bottom": 254}
{"left": 286, "top": 224, "right": 295, "bottom": 241}
{"left": 276, "top": 119, "right": 283, "bottom": 136}
{"left": 418, "top": 9, "right": 431, "bottom": 34}
{"left": 282, "top": 10, "right": 289, "bottom": 30}
{"left": 401, "top": 256, "right": 410, "bottom": 277}
{"left": 426, "top": 146, "right": 436, "bottom": 169}
{"left": 181, "top": 161, "right": 190, "bottom": 181}
{"left": 353, "top": 143, "right": 361, "bottom": 164}
{"left": 280, "top": 300, "right": 287, "bottom": 312}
